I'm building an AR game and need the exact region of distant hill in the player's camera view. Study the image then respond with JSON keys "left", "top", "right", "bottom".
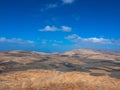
{"left": 0, "top": 49, "right": 120, "bottom": 90}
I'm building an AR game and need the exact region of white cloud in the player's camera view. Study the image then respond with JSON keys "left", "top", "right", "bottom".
{"left": 41, "top": 39, "right": 63, "bottom": 47}
{"left": 39, "top": 26, "right": 58, "bottom": 32}
{"left": 0, "top": 37, "right": 34, "bottom": 44}
{"left": 0, "top": 37, "right": 6, "bottom": 42}
{"left": 66, "top": 34, "right": 79, "bottom": 39}
{"left": 47, "top": 4, "right": 58, "bottom": 8}
{"left": 62, "top": 0, "right": 75, "bottom": 4}
{"left": 39, "top": 25, "right": 72, "bottom": 32}
{"left": 41, "top": 39, "right": 63, "bottom": 44}
{"left": 65, "top": 34, "right": 112, "bottom": 44}
{"left": 83, "top": 37, "right": 112, "bottom": 44}
{"left": 114, "top": 39, "right": 120, "bottom": 45}
{"left": 41, "top": 40, "right": 47, "bottom": 44}
{"left": 40, "top": 0, "right": 75, "bottom": 12}
{"left": 61, "top": 26, "right": 72, "bottom": 32}
{"left": 40, "top": 4, "right": 58, "bottom": 12}
{"left": 52, "top": 43, "right": 59, "bottom": 46}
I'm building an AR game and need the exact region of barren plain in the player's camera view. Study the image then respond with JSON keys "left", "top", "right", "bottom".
{"left": 0, "top": 49, "right": 120, "bottom": 90}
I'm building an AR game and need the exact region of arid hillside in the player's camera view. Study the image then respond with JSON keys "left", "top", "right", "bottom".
{"left": 0, "top": 49, "right": 120, "bottom": 90}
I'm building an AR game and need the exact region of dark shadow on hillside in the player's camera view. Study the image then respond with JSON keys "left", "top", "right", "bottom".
{"left": 0, "top": 54, "right": 120, "bottom": 79}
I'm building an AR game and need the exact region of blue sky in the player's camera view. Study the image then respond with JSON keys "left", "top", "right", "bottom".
{"left": 0, "top": 0, "right": 120, "bottom": 52}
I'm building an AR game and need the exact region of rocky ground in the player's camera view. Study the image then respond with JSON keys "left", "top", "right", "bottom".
{"left": 0, "top": 49, "right": 120, "bottom": 90}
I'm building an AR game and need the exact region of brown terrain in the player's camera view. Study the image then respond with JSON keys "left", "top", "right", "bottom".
{"left": 0, "top": 49, "right": 120, "bottom": 90}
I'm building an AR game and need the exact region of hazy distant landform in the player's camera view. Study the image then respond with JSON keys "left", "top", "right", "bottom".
{"left": 0, "top": 49, "right": 120, "bottom": 90}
